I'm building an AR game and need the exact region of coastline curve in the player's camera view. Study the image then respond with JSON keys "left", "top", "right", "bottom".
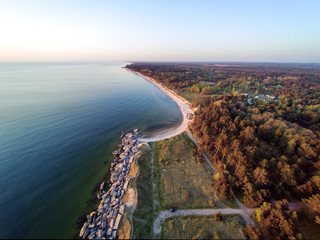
{"left": 126, "top": 68, "right": 195, "bottom": 142}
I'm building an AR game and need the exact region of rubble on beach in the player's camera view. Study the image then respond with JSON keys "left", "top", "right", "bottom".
{"left": 79, "top": 129, "right": 142, "bottom": 239}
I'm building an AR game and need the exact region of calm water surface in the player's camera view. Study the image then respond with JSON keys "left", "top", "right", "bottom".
{"left": 0, "top": 62, "right": 181, "bottom": 238}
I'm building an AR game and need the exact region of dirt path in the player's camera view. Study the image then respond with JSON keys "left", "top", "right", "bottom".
{"left": 186, "top": 130, "right": 216, "bottom": 171}
{"left": 124, "top": 152, "right": 142, "bottom": 239}
{"left": 153, "top": 208, "right": 254, "bottom": 237}
{"left": 150, "top": 144, "right": 159, "bottom": 211}
{"left": 186, "top": 130, "right": 254, "bottom": 226}
{"left": 233, "top": 196, "right": 255, "bottom": 226}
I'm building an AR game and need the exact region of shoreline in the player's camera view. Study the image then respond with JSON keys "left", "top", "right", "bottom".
{"left": 78, "top": 67, "right": 196, "bottom": 239}
{"left": 126, "top": 68, "right": 195, "bottom": 142}
{"left": 78, "top": 130, "right": 143, "bottom": 239}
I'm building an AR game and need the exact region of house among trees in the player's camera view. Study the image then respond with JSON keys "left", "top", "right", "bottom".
{"left": 254, "top": 94, "right": 278, "bottom": 102}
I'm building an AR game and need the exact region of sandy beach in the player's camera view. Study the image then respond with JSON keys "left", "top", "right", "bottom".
{"left": 127, "top": 69, "right": 195, "bottom": 142}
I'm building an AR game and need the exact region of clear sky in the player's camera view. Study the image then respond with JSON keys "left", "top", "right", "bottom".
{"left": 1, "top": 0, "right": 320, "bottom": 62}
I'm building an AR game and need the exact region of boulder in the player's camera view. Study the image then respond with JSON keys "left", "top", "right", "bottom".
{"left": 119, "top": 205, "right": 125, "bottom": 215}
{"left": 106, "top": 228, "right": 113, "bottom": 236}
{"left": 109, "top": 219, "right": 114, "bottom": 228}
{"left": 101, "top": 221, "right": 107, "bottom": 229}
{"left": 79, "top": 222, "right": 88, "bottom": 238}
{"left": 126, "top": 133, "right": 133, "bottom": 139}
{"left": 88, "top": 224, "right": 95, "bottom": 229}
{"left": 88, "top": 232, "right": 96, "bottom": 239}
{"left": 96, "top": 229, "right": 104, "bottom": 238}
{"left": 114, "top": 213, "right": 122, "bottom": 230}
{"left": 100, "top": 181, "right": 105, "bottom": 191}
{"left": 83, "top": 229, "right": 90, "bottom": 239}
{"left": 112, "top": 230, "right": 117, "bottom": 239}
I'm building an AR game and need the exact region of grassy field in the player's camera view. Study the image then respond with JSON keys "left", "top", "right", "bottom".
{"left": 178, "top": 91, "right": 203, "bottom": 103}
{"left": 131, "top": 133, "right": 238, "bottom": 238}
{"left": 154, "top": 132, "right": 236, "bottom": 209}
{"left": 178, "top": 90, "right": 219, "bottom": 104}
{"left": 162, "top": 214, "right": 246, "bottom": 239}
{"left": 131, "top": 143, "right": 155, "bottom": 239}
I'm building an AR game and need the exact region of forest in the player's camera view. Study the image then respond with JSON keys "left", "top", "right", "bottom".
{"left": 126, "top": 63, "right": 320, "bottom": 239}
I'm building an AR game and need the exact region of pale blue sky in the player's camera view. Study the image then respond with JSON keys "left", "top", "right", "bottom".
{"left": 1, "top": 0, "right": 319, "bottom": 62}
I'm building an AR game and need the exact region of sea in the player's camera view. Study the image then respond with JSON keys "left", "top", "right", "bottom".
{"left": 0, "top": 62, "right": 181, "bottom": 238}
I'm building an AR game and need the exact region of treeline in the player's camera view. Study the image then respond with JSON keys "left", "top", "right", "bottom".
{"left": 126, "top": 63, "right": 320, "bottom": 103}
{"left": 190, "top": 94, "right": 320, "bottom": 205}
{"left": 189, "top": 94, "right": 320, "bottom": 239}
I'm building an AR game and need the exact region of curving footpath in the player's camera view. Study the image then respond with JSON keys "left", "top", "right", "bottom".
{"left": 186, "top": 130, "right": 216, "bottom": 171}
{"left": 186, "top": 129, "right": 255, "bottom": 226}
{"left": 153, "top": 208, "right": 255, "bottom": 237}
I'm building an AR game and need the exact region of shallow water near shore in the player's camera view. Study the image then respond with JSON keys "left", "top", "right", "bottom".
{"left": 0, "top": 62, "right": 181, "bottom": 238}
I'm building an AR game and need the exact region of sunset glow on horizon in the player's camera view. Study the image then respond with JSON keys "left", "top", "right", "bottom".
{"left": 1, "top": 0, "right": 320, "bottom": 62}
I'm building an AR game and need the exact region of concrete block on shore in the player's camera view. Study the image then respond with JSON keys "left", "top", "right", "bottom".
{"left": 119, "top": 205, "right": 125, "bottom": 215}
{"left": 96, "top": 216, "right": 102, "bottom": 222}
{"left": 109, "top": 219, "right": 114, "bottom": 228}
{"left": 78, "top": 130, "right": 141, "bottom": 239}
{"left": 100, "top": 181, "right": 105, "bottom": 191}
{"left": 96, "top": 229, "right": 105, "bottom": 238}
{"left": 123, "top": 180, "right": 129, "bottom": 191}
{"left": 88, "top": 223, "right": 95, "bottom": 229}
{"left": 102, "top": 197, "right": 110, "bottom": 204}
{"left": 79, "top": 222, "right": 88, "bottom": 238}
{"left": 114, "top": 213, "right": 122, "bottom": 230}
{"left": 106, "top": 228, "right": 112, "bottom": 236}
{"left": 83, "top": 229, "right": 90, "bottom": 239}
{"left": 112, "top": 230, "right": 117, "bottom": 239}
{"left": 101, "top": 221, "right": 108, "bottom": 229}
{"left": 88, "top": 232, "right": 96, "bottom": 239}
{"left": 113, "top": 208, "right": 118, "bottom": 218}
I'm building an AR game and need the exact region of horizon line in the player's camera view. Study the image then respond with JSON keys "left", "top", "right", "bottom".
{"left": 1, "top": 60, "right": 320, "bottom": 65}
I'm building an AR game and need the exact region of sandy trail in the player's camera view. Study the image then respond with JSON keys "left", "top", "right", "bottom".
{"left": 124, "top": 188, "right": 138, "bottom": 207}
{"left": 186, "top": 130, "right": 254, "bottom": 226}
{"left": 127, "top": 69, "right": 195, "bottom": 142}
{"left": 153, "top": 208, "right": 255, "bottom": 237}
{"left": 186, "top": 130, "right": 216, "bottom": 171}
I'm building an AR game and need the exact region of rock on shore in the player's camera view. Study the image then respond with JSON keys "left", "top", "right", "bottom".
{"left": 79, "top": 129, "right": 141, "bottom": 239}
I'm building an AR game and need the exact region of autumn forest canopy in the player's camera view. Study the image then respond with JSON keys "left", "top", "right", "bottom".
{"left": 126, "top": 62, "right": 320, "bottom": 239}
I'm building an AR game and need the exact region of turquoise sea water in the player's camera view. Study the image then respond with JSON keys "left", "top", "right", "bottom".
{"left": 0, "top": 62, "right": 181, "bottom": 238}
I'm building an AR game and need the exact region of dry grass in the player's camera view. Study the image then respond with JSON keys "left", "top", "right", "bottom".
{"left": 122, "top": 192, "right": 129, "bottom": 204}
{"left": 118, "top": 216, "right": 131, "bottom": 239}
{"left": 162, "top": 214, "right": 246, "bottom": 239}
{"left": 154, "top": 132, "right": 236, "bottom": 209}
{"left": 132, "top": 143, "right": 155, "bottom": 239}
